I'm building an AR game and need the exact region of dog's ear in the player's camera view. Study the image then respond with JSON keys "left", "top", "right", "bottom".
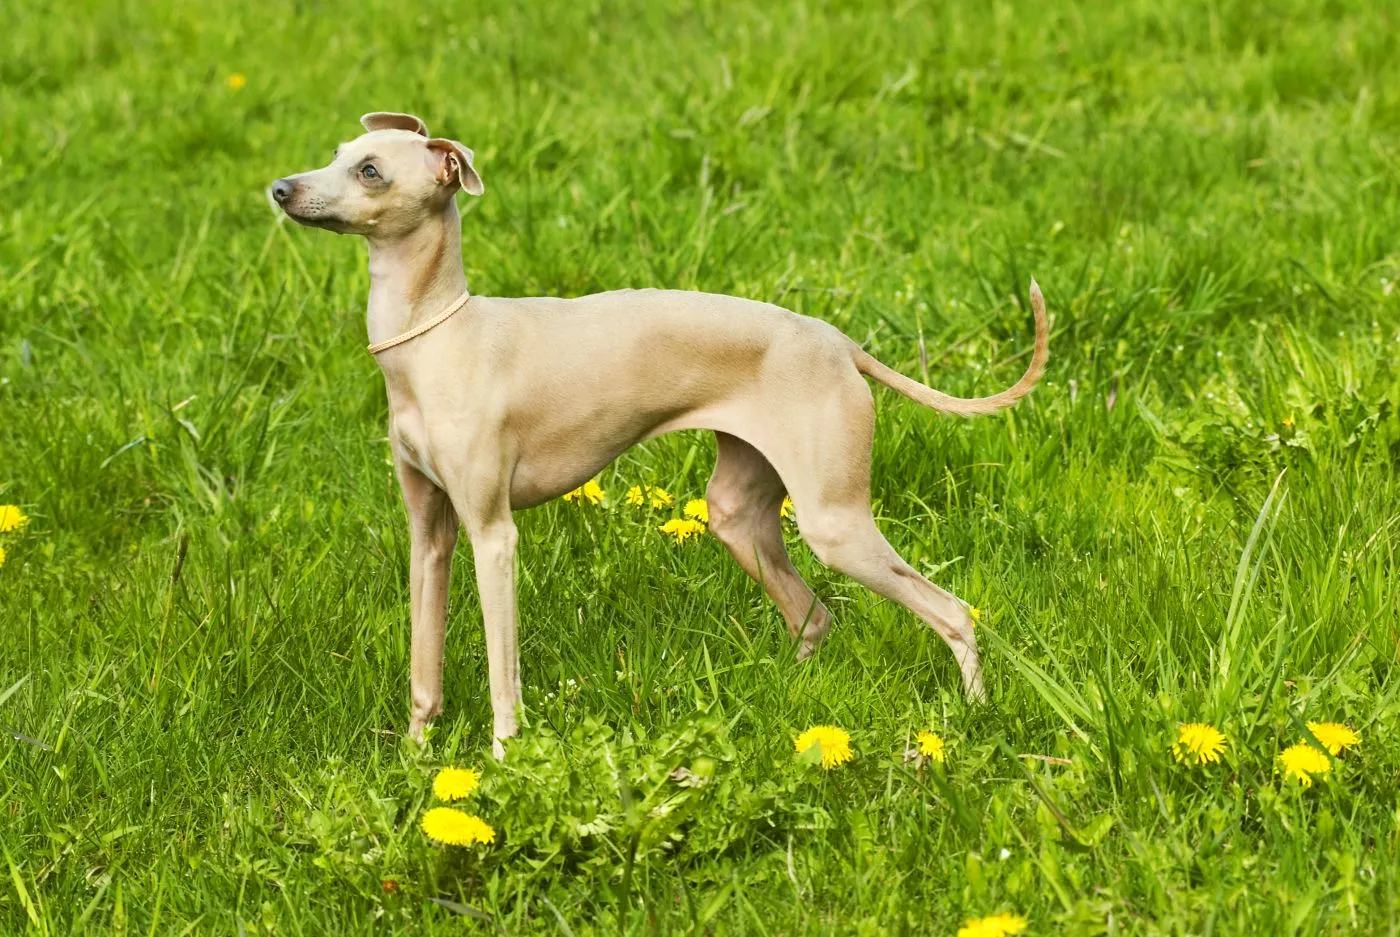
{"left": 360, "top": 112, "right": 429, "bottom": 136}
{"left": 426, "top": 138, "right": 485, "bottom": 196}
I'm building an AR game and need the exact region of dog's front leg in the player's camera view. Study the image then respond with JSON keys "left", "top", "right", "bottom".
{"left": 397, "top": 458, "right": 459, "bottom": 742}
{"left": 460, "top": 501, "right": 522, "bottom": 760}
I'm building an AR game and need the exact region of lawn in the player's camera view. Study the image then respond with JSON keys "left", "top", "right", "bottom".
{"left": 3, "top": 0, "right": 1400, "bottom": 933}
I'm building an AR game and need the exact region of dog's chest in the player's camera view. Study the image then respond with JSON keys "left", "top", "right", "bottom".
{"left": 389, "top": 405, "right": 446, "bottom": 489}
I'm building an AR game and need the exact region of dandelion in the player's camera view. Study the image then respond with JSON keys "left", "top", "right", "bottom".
{"left": 421, "top": 807, "right": 496, "bottom": 846}
{"left": 1172, "top": 722, "right": 1227, "bottom": 765}
{"left": 1281, "top": 415, "right": 1295, "bottom": 428}
{"left": 226, "top": 72, "right": 247, "bottom": 91}
{"left": 683, "top": 499, "right": 708, "bottom": 523}
{"left": 0, "top": 505, "right": 27, "bottom": 533}
{"left": 1306, "top": 722, "right": 1360, "bottom": 756}
{"left": 0, "top": 544, "right": 5, "bottom": 568}
{"left": 659, "top": 518, "right": 706, "bottom": 543}
{"left": 794, "top": 724, "right": 853, "bottom": 769}
{"left": 1279, "top": 743, "right": 1331, "bottom": 788}
{"left": 957, "top": 912, "right": 1028, "bottom": 937}
{"left": 432, "top": 766, "right": 480, "bottom": 801}
{"left": 626, "top": 485, "right": 673, "bottom": 508}
{"left": 968, "top": 605, "right": 982, "bottom": 625}
{"left": 563, "top": 480, "right": 604, "bottom": 505}
{"left": 781, "top": 496, "right": 794, "bottom": 519}
{"left": 915, "top": 731, "right": 946, "bottom": 763}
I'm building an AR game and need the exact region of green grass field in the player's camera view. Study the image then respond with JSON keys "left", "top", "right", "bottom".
{"left": 4, "top": 0, "right": 1400, "bottom": 932}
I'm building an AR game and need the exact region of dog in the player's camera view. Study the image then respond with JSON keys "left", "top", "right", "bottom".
{"left": 271, "top": 112, "right": 1048, "bottom": 755}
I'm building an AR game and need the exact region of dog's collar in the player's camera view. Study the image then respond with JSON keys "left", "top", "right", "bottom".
{"left": 367, "top": 289, "right": 472, "bottom": 356}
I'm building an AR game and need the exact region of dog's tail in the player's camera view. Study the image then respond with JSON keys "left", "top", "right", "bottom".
{"left": 852, "top": 278, "right": 1049, "bottom": 416}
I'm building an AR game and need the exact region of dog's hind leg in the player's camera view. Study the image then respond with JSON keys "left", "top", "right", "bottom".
{"left": 794, "top": 497, "right": 985, "bottom": 700}
{"left": 767, "top": 379, "right": 985, "bottom": 701}
{"left": 811, "top": 513, "right": 983, "bottom": 699}
{"left": 705, "top": 432, "right": 833, "bottom": 657}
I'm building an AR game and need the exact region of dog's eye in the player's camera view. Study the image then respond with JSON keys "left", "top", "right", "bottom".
{"left": 362, "top": 165, "right": 380, "bottom": 180}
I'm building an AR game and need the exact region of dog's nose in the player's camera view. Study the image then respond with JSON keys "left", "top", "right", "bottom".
{"left": 271, "top": 178, "right": 296, "bottom": 204}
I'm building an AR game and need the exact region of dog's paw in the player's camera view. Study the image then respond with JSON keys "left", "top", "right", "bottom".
{"left": 407, "top": 718, "right": 436, "bottom": 746}
{"left": 491, "top": 737, "right": 506, "bottom": 761}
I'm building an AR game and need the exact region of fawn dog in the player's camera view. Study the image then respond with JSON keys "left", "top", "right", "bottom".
{"left": 271, "top": 112, "right": 1048, "bottom": 755}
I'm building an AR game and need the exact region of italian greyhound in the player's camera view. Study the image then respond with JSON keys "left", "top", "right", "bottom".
{"left": 270, "top": 112, "right": 1049, "bottom": 755}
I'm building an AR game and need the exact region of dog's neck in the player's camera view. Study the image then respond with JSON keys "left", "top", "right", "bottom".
{"left": 364, "top": 200, "right": 468, "bottom": 353}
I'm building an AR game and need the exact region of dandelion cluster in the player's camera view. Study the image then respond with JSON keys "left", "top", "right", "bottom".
{"left": 1274, "top": 721, "right": 1359, "bottom": 789}
{"left": 422, "top": 766, "right": 495, "bottom": 847}
{"left": 1171, "top": 723, "right": 1227, "bottom": 765}
{"left": 421, "top": 807, "right": 496, "bottom": 846}
{"left": 0, "top": 503, "right": 29, "bottom": 569}
{"left": 1168, "top": 716, "right": 1360, "bottom": 792}
{"left": 562, "top": 480, "right": 605, "bottom": 505}
{"left": 957, "top": 912, "right": 1028, "bottom": 937}
{"left": 659, "top": 518, "right": 706, "bottom": 543}
{"left": 658, "top": 498, "right": 710, "bottom": 542}
{"left": 560, "top": 479, "right": 713, "bottom": 543}
{"left": 626, "top": 485, "right": 673, "bottom": 508}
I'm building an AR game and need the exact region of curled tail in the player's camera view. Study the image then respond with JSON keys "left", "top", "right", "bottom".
{"left": 853, "top": 278, "right": 1049, "bottom": 416}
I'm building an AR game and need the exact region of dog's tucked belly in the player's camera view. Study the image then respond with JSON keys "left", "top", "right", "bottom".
{"left": 506, "top": 396, "right": 767, "bottom": 510}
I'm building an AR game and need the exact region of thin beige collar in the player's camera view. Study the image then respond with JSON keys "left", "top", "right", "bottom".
{"left": 367, "top": 288, "right": 472, "bottom": 355}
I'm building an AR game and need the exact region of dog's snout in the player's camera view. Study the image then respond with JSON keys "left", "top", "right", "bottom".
{"left": 271, "top": 178, "right": 296, "bottom": 204}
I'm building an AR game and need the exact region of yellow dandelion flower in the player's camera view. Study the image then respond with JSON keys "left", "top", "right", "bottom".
{"left": 0, "top": 544, "right": 5, "bottom": 568}
{"left": 957, "top": 912, "right": 1028, "bottom": 937}
{"left": 432, "top": 766, "right": 480, "bottom": 801}
{"left": 683, "top": 499, "right": 708, "bottom": 523}
{"left": 0, "top": 505, "right": 27, "bottom": 534}
{"left": 1281, "top": 415, "right": 1294, "bottom": 428}
{"left": 1171, "top": 722, "right": 1227, "bottom": 765}
{"left": 780, "top": 496, "right": 794, "bottom": 519}
{"left": 627, "top": 485, "right": 674, "bottom": 508}
{"left": 916, "top": 730, "right": 946, "bottom": 763}
{"left": 1306, "top": 722, "right": 1360, "bottom": 756}
{"left": 659, "top": 518, "right": 706, "bottom": 543}
{"left": 421, "top": 807, "right": 495, "bottom": 846}
{"left": 794, "top": 724, "right": 853, "bottom": 769}
{"left": 968, "top": 605, "right": 982, "bottom": 625}
{"left": 1279, "top": 743, "right": 1330, "bottom": 787}
{"left": 563, "top": 480, "right": 604, "bottom": 505}
{"left": 226, "top": 72, "right": 247, "bottom": 91}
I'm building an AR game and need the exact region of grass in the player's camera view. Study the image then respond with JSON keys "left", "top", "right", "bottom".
{"left": 3, "top": 0, "right": 1400, "bottom": 932}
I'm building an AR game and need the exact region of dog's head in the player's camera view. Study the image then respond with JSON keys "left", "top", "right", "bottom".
{"left": 270, "top": 112, "right": 483, "bottom": 238}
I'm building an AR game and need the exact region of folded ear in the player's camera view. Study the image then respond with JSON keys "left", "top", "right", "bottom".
{"left": 426, "top": 138, "right": 485, "bottom": 196}
{"left": 360, "top": 112, "right": 429, "bottom": 136}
